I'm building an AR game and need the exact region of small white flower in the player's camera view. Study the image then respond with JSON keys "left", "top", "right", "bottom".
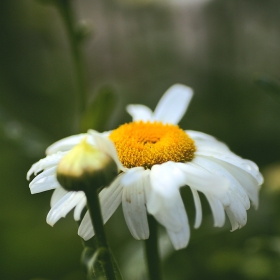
{"left": 27, "top": 84, "right": 263, "bottom": 250}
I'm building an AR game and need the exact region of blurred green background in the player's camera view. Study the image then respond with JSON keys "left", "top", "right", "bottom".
{"left": 1, "top": 0, "right": 280, "bottom": 279}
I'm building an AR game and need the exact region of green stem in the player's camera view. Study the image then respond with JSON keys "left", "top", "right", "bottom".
{"left": 56, "top": 0, "right": 87, "bottom": 122}
{"left": 85, "top": 188, "right": 116, "bottom": 280}
{"left": 145, "top": 215, "right": 162, "bottom": 280}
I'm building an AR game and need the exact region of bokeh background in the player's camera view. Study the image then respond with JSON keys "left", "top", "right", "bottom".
{"left": 1, "top": 0, "right": 280, "bottom": 279}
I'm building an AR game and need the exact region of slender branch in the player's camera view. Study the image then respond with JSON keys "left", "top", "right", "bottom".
{"left": 85, "top": 188, "right": 116, "bottom": 280}
{"left": 145, "top": 215, "right": 162, "bottom": 280}
{"left": 56, "top": 0, "right": 87, "bottom": 122}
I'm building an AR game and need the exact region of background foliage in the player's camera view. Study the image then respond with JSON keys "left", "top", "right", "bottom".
{"left": 1, "top": 0, "right": 280, "bottom": 279}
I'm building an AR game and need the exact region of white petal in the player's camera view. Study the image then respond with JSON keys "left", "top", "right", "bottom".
{"left": 148, "top": 162, "right": 186, "bottom": 214}
{"left": 46, "top": 134, "right": 93, "bottom": 155}
{"left": 122, "top": 170, "right": 149, "bottom": 240}
{"left": 126, "top": 104, "right": 153, "bottom": 122}
{"left": 47, "top": 191, "right": 84, "bottom": 226}
{"left": 225, "top": 188, "right": 248, "bottom": 231}
{"left": 27, "top": 152, "right": 66, "bottom": 180}
{"left": 78, "top": 174, "right": 123, "bottom": 240}
{"left": 153, "top": 84, "right": 193, "bottom": 124}
{"left": 195, "top": 140, "right": 230, "bottom": 154}
{"left": 186, "top": 130, "right": 219, "bottom": 142}
{"left": 147, "top": 163, "right": 188, "bottom": 231}
{"left": 73, "top": 196, "right": 87, "bottom": 221}
{"left": 225, "top": 200, "right": 247, "bottom": 231}
{"left": 217, "top": 160, "right": 260, "bottom": 208}
{"left": 166, "top": 209, "right": 190, "bottom": 250}
{"left": 243, "top": 159, "right": 260, "bottom": 172}
{"left": 50, "top": 187, "right": 68, "bottom": 207}
{"left": 190, "top": 188, "right": 202, "bottom": 228}
{"left": 204, "top": 194, "right": 225, "bottom": 227}
{"left": 29, "top": 166, "right": 56, "bottom": 185}
{"left": 88, "top": 130, "right": 126, "bottom": 172}
{"left": 121, "top": 167, "right": 145, "bottom": 186}
{"left": 99, "top": 175, "right": 123, "bottom": 224}
{"left": 193, "top": 157, "right": 250, "bottom": 210}
{"left": 225, "top": 208, "right": 239, "bottom": 231}
{"left": 29, "top": 172, "right": 60, "bottom": 194}
{"left": 78, "top": 211, "right": 92, "bottom": 240}
{"left": 196, "top": 151, "right": 263, "bottom": 185}
{"left": 176, "top": 162, "right": 229, "bottom": 203}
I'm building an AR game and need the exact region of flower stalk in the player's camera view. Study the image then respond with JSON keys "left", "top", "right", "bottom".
{"left": 85, "top": 187, "right": 117, "bottom": 280}
{"left": 145, "top": 215, "right": 162, "bottom": 280}
{"left": 56, "top": 0, "right": 87, "bottom": 122}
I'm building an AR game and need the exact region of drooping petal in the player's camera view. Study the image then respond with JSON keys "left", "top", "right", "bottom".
{"left": 73, "top": 196, "right": 87, "bottom": 221}
{"left": 88, "top": 130, "right": 126, "bottom": 172}
{"left": 47, "top": 191, "right": 85, "bottom": 226}
{"left": 121, "top": 168, "right": 149, "bottom": 240}
{"left": 153, "top": 84, "right": 193, "bottom": 124}
{"left": 190, "top": 188, "right": 202, "bottom": 228}
{"left": 46, "top": 134, "right": 93, "bottom": 155}
{"left": 193, "top": 157, "right": 250, "bottom": 210}
{"left": 213, "top": 159, "right": 260, "bottom": 208}
{"left": 126, "top": 104, "right": 153, "bottom": 122}
{"left": 224, "top": 185, "right": 248, "bottom": 232}
{"left": 176, "top": 162, "right": 229, "bottom": 203}
{"left": 78, "top": 174, "right": 123, "bottom": 240}
{"left": 195, "top": 151, "right": 263, "bottom": 185}
{"left": 29, "top": 168, "right": 60, "bottom": 194}
{"left": 166, "top": 208, "right": 190, "bottom": 250}
{"left": 78, "top": 211, "right": 92, "bottom": 240}
{"left": 204, "top": 194, "right": 225, "bottom": 227}
{"left": 100, "top": 175, "right": 124, "bottom": 223}
{"left": 50, "top": 187, "right": 68, "bottom": 207}
{"left": 148, "top": 162, "right": 186, "bottom": 213}
{"left": 225, "top": 208, "right": 239, "bottom": 231}
{"left": 225, "top": 200, "right": 247, "bottom": 232}
{"left": 29, "top": 166, "right": 56, "bottom": 185}
{"left": 147, "top": 163, "right": 188, "bottom": 231}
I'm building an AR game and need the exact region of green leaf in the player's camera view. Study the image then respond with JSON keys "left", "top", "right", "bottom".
{"left": 80, "top": 86, "right": 118, "bottom": 133}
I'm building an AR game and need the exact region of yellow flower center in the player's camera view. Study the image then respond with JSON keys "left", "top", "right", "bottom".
{"left": 109, "top": 121, "right": 196, "bottom": 169}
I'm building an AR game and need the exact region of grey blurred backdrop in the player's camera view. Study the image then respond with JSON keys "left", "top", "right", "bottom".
{"left": 1, "top": 0, "right": 280, "bottom": 279}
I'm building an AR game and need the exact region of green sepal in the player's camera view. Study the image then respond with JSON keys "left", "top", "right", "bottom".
{"left": 81, "top": 247, "right": 123, "bottom": 280}
{"left": 80, "top": 86, "right": 118, "bottom": 132}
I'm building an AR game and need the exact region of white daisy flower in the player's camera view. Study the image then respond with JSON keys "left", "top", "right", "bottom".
{"left": 27, "top": 84, "right": 263, "bottom": 250}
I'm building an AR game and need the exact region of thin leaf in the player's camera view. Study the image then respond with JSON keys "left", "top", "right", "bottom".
{"left": 80, "top": 86, "right": 118, "bottom": 132}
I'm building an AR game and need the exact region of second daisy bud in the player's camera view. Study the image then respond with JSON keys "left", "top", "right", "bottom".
{"left": 56, "top": 138, "right": 118, "bottom": 192}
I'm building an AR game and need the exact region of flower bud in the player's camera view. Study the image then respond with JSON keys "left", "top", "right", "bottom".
{"left": 76, "top": 19, "right": 94, "bottom": 43}
{"left": 56, "top": 138, "right": 118, "bottom": 192}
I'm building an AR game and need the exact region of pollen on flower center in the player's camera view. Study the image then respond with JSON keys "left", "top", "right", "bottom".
{"left": 109, "top": 121, "right": 196, "bottom": 169}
